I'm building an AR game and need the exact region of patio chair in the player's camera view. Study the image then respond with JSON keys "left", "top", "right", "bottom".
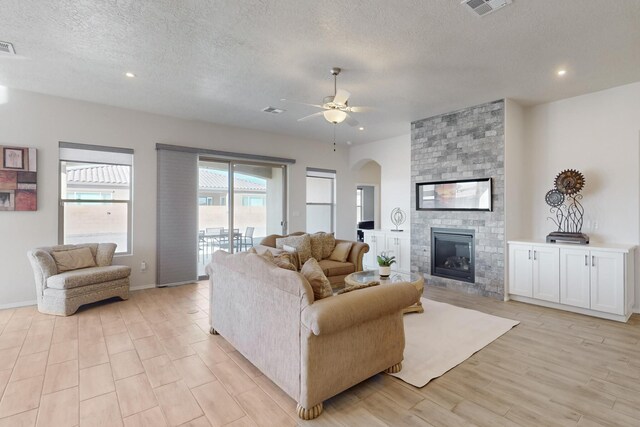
{"left": 240, "top": 227, "right": 255, "bottom": 251}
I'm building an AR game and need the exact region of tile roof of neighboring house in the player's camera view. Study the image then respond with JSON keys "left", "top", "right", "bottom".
{"left": 66, "top": 164, "right": 266, "bottom": 191}
{"left": 66, "top": 164, "right": 130, "bottom": 185}
{"left": 199, "top": 168, "right": 265, "bottom": 192}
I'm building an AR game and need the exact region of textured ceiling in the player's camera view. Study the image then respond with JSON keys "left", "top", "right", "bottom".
{"left": 1, "top": 0, "right": 639, "bottom": 144}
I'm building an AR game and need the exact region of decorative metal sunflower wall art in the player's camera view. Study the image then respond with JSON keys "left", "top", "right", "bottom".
{"left": 545, "top": 169, "right": 589, "bottom": 244}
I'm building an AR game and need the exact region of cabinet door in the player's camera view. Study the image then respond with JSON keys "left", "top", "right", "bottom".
{"left": 590, "top": 251, "right": 625, "bottom": 315}
{"left": 385, "top": 235, "right": 399, "bottom": 271}
{"left": 392, "top": 235, "right": 411, "bottom": 273}
{"left": 560, "top": 248, "right": 591, "bottom": 308}
{"left": 363, "top": 232, "right": 377, "bottom": 270}
{"left": 532, "top": 246, "right": 560, "bottom": 302}
{"left": 508, "top": 244, "right": 533, "bottom": 297}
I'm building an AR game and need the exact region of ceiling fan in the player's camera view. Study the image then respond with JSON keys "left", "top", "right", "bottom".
{"left": 281, "top": 67, "right": 372, "bottom": 127}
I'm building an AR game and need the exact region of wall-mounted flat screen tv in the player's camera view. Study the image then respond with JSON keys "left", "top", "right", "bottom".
{"left": 416, "top": 178, "right": 492, "bottom": 211}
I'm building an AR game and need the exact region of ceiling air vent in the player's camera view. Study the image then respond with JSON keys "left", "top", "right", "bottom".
{"left": 462, "top": 0, "right": 512, "bottom": 17}
{"left": 262, "top": 106, "right": 285, "bottom": 114}
{"left": 0, "top": 41, "right": 16, "bottom": 55}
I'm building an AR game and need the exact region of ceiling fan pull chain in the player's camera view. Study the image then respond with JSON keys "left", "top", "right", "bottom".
{"left": 333, "top": 124, "right": 336, "bottom": 152}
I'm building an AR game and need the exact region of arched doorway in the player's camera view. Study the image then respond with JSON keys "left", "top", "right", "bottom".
{"left": 352, "top": 160, "right": 381, "bottom": 241}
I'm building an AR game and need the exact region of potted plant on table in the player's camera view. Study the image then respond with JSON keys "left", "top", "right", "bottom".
{"left": 377, "top": 252, "right": 396, "bottom": 278}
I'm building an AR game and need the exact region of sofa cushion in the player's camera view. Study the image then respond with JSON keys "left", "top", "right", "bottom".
{"left": 309, "top": 233, "right": 324, "bottom": 261}
{"left": 321, "top": 232, "right": 336, "bottom": 259}
{"left": 276, "top": 234, "right": 312, "bottom": 265}
{"left": 259, "top": 232, "right": 305, "bottom": 248}
{"left": 329, "top": 241, "right": 353, "bottom": 263}
{"left": 51, "top": 247, "right": 96, "bottom": 273}
{"left": 300, "top": 258, "right": 333, "bottom": 300}
{"left": 317, "top": 260, "right": 355, "bottom": 277}
{"left": 47, "top": 265, "right": 132, "bottom": 290}
{"left": 274, "top": 253, "right": 297, "bottom": 271}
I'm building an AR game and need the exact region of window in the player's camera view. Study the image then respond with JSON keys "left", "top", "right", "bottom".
{"left": 198, "top": 196, "right": 213, "bottom": 206}
{"left": 241, "top": 195, "right": 265, "bottom": 207}
{"left": 59, "top": 143, "right": 133, "bottom": 254}
{"left": 356, "top": 187, "right": 363, "bottom": 224}
{"left": 306, "top": 168, "right": 336, "bottom": 233}
{"left": 71, "top": 192, "right": 114, "bottom": 201}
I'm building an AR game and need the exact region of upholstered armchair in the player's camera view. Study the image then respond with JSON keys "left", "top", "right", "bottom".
{"left": 27, "top": 243, "right": 130, "bottom": 316}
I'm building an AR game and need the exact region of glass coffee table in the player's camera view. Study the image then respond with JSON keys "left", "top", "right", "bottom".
{"left": 344, "top": 270, "right": 425, "bottom": 314}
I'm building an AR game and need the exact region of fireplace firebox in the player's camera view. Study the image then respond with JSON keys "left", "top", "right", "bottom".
{"left": 431, "top": 228, "right": 475, "bottom": 283}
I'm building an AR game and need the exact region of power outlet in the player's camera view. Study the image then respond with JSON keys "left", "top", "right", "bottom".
{"left": 140, "top": 261, "right": 147, "bottom": 272}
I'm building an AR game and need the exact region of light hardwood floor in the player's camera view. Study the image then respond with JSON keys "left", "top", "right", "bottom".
{"left": 1, "top": 282, "right": 640, "bottom": 426}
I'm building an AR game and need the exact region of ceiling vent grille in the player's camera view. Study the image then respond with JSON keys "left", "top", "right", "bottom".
{"left": 0, "top": 41, "right": 16, "bottom": 55}
{"left": 462, "top": 0, "right": 512, "bottom": 16}
{"left": 262, "top": 106, "right": 285, "bottom": 114}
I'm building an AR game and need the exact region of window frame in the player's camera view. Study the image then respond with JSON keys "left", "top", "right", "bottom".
{"left": 58, "top": 158, "right": 133, "bottom": 256}
{"left": 306, "top": 169, "right": 336, "bottom": 233}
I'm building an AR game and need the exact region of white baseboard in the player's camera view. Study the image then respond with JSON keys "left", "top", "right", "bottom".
{"left": 130, "top": 283, "right": 156, "bottom": 291}
{"left": 510, "top": 295, "right": 630, "bottom": 323}
{"left": 0, "top": 299, "right": 37, "bottom": 310}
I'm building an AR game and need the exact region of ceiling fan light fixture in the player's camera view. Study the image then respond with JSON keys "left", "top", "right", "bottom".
{"left": 323, "top": 109, "right": 347, "bottom": 124}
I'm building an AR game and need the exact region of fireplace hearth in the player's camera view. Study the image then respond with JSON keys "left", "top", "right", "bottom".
{"left": 431, "top": 228, "right": 475, "bottom": 283}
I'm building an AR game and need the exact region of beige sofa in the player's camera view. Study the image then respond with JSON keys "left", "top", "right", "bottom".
{"left": 207, "top": 250, "right": 418, "bottom": 420}
{"left": 258, "top": 232, "right": 369, "bottom": 287}
{"left": 27, "top": 243, "right": 131, "bottom": 316}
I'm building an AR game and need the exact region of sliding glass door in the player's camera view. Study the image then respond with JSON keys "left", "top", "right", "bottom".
{"left": 197, "top": 159, "right": 286, "bottom": 277}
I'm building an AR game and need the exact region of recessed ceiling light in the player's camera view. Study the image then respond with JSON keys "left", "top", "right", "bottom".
{"left": 358, "top": 127, "right": 364, "bottom": 131}
{"left": 124, "top": 72, "right": 136, "bottom": 78}
{"left": 557, "top": 69, "right": 567, "bottom": 76}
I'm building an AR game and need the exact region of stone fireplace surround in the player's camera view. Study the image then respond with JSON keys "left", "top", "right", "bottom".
{"left": 411, "top": 100, "right": 505, "bottom": 299}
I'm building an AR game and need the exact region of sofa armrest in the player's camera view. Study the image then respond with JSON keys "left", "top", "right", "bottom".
{"left": 27, "top": 249, "right": 58, "bottom": 296}
{"left": 336, "top": 240, "right": 369, "bottom": 271}
{"left": 301, "top": 284, "right": 418, "bottom": 336}
{"left": 96, "top": 243, "right": 117, "bottom": 266}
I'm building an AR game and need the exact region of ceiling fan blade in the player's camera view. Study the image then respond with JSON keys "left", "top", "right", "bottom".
{"left": 347, "top": 106, "right": 375, "bottom": 113}
{"left": 344, "top": 113, "right": 359, "bottom": 127}
{"left": 280, "top": 98, "right": 324, "bottom": 109}
{"left": 333, "top": 89, "right": 351, "bottom": 106}
{"left": 297, "top": 111, "right": 325, "bottom": 122}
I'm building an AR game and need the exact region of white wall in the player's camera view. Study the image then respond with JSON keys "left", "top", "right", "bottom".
{"left": 523, "top": 81, "right": 640, "bottom": 308}
{"left": 349, "top": 134, "right": 411, "bottom": 231}
{"left": 524, "top": 82, "right": 640, "bottom": 243}
{"left": 505, "top": 99, "right": 527, "bottom": 243}
{"left": 0, "top": 89, "right": 355, "bottom": 307}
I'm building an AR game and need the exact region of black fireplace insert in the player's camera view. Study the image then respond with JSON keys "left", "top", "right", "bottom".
{"left": 431, "top": 228, "right": 475, "bottom": 283}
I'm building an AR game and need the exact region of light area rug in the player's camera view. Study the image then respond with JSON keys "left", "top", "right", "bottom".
{"left": 389, "top": 297, "right": 519, "bottom": 387}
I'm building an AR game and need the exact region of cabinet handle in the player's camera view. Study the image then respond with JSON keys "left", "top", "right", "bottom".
{"left": 533, "top": 250, "right": 537, "bottom": 261}
{"left": 592, "top": 255, "right": 595, "bottom": 267}
{"left": 585, "top": 255, "right": 588, "bottom": 266}
{"left": 528, "top": 250, "right": 531, "bottom": 260}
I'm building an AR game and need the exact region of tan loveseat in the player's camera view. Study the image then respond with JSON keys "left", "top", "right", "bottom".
{"left": 258, "top": 232, "right": 369, "bottom": 287}
{"left": 27, "top": 243, "right": 131, "bottom": 316}
{"left": 207, "top": 250, "right": 418, "bottom": 420}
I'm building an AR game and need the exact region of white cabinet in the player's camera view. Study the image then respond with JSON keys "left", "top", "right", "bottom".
{"left": 590, "top": 250, "right": 625, "bottom": 315}
{"left": 363, "top": 230, "right": 411, "bottom": 273}
{"left": 363, "top": 231, "right": 383, "bottom": 271}
{"left": 560, "top": 248, "right": 591, "bottom": 309}
{"left": 508, "top": 244, "right": 559, "bottom": 302}
{"left": 508, "top": 244, "right": 534, "bottom": 297}
{"left": 508, "top": 240, "right": 635, "bottom": 322}
{"left": 532, "top": 246, "right": 560, "bottom": 302}
{"left": 386, "top": 234, "right": 411, "bottom": 273}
